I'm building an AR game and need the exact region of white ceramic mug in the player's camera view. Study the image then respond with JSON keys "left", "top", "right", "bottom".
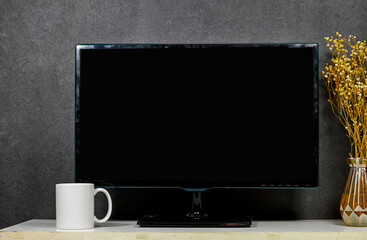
{"left": 56, "top": 183, "right": 112, "bottom": 230}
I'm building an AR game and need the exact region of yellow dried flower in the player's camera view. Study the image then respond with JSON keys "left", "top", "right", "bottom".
{"left": 323, "top": 32, "right": 367, "bottom": 158}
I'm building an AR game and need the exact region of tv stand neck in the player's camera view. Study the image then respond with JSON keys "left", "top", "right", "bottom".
{"left": 186, "top": 191, "right": 208, "bottom": 218}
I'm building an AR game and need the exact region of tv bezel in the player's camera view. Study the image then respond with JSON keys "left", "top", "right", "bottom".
{"left": 75, "top": 43, "right": 319, "bottom": 190}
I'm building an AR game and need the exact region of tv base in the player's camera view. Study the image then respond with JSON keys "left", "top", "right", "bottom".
{"left": 138, "top": 191, "right": 251, "bottom": 227}
{"left": 137, "top": 214, "right": 252, "bottom": 227}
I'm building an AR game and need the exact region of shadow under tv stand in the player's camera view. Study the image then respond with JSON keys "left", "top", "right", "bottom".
{"left": 137, "top": 190, "right": 252, "bottom": 227}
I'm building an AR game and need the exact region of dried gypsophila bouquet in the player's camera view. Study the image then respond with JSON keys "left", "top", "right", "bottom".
{"left": 323, "top": 32, "right": 367, "bottom": 159}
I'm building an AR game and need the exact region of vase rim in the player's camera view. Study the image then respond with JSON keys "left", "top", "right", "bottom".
{"left": 347, "top": 158, "right": 367, "bottom": 167}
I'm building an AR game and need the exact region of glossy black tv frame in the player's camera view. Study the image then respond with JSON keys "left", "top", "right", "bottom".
{"left": 75, "top": 43, "right": 319, "bottom": 227}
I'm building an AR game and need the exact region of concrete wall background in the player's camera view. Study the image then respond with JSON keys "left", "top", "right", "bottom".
{"left": 1, "top": 0, "right": 367, "bottom": 228}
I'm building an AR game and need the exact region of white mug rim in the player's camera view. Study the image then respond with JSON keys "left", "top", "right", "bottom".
{"left": 56, "top": 183, "right": 94, "bottom": 187}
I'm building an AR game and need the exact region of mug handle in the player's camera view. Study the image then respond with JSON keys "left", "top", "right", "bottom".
{"left": 94, "top": 188, "right": 112, "bottom": 223}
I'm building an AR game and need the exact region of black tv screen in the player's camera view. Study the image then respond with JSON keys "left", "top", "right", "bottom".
{"left": 75, "top": 44, "right": 318, "bottom": 189}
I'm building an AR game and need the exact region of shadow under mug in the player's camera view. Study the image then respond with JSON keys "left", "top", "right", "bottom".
{"left": 56, "top": 183, "right": 112, "bottom": 230}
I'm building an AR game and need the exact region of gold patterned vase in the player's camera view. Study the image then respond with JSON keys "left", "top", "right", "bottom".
{"left": 340, "top": 158, "right": 367, "bottom": 226}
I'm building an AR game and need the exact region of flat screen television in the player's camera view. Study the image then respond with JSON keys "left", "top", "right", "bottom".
{"left": 75, "top": 43, "right": 319, "bottom": 227}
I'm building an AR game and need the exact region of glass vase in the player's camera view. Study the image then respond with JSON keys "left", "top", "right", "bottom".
{"left": 340, "top": 158, "right": 367, "bottom": 226}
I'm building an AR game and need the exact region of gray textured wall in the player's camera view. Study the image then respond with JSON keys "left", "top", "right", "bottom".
{"left": 1, "top": 0, "right": 367, "bottom": 228}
